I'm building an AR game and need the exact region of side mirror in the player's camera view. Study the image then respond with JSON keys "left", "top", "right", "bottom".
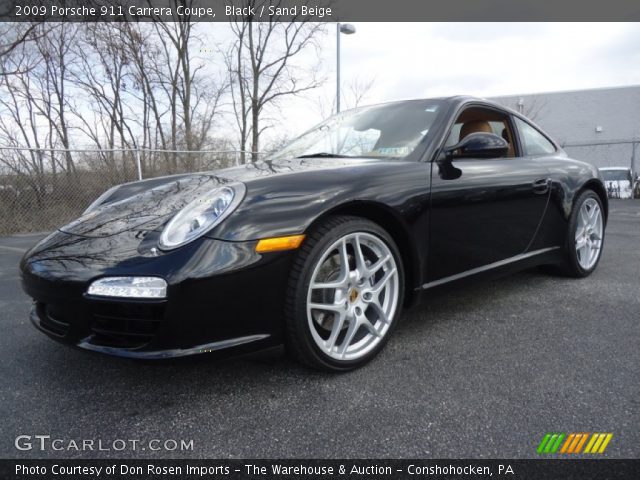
{"left": 444, "top": 132, "right": 509, "bottom": 159}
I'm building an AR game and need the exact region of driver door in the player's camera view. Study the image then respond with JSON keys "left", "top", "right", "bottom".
{"left": 426, "top": 106, "right": 550, "bottom": 282}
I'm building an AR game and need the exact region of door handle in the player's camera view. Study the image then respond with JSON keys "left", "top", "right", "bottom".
{"left": 532, "top": 178, "right": 550, "bottom": 195}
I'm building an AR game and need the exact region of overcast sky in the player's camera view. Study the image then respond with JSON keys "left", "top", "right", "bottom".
{"left": 246, "top": 22, "right": 640, "bottom": 142}
{"left": 336, "top": 23, "right": 639, "bottom": 97}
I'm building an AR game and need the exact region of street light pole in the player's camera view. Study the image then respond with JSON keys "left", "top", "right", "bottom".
{"left": 336, "top": 23, "right": 341, "bottom": 114}
{"left": 336, "top": 23, "right": 356, "bottom": 114}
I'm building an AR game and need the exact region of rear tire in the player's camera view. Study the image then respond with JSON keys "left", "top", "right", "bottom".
{"left": 554, "top": 190, "right": 605, "bottom": 277}
{"left": 285, "top": 216, "right": 404, "bottom": 372}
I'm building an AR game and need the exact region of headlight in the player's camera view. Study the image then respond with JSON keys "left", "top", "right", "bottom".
{"left": 159, "top": 183, "right": 245, "bottom": 250}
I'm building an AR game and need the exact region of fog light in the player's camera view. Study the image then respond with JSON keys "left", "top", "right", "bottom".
{"left": 87, "top": 277, "right": 167, "bottom": 299}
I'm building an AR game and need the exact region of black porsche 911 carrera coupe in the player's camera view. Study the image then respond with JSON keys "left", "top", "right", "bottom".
{"left": 21, "top": 96, "right": 607, "bottom": 371}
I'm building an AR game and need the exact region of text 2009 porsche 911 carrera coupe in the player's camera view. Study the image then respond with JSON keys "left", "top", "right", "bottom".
{"left": 21, "top": 97, "right": 607, "bottom": 371}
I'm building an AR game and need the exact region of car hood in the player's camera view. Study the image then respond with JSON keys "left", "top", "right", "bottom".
{"left": 212, "top": 157, "right": 382, "bottom": 182}
{"left": 59, "top": 158, "right": 380, "bottom": 238}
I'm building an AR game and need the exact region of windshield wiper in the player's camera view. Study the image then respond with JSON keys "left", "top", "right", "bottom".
{"left": 296, "top": 152, "right": 352, "bottom": 159}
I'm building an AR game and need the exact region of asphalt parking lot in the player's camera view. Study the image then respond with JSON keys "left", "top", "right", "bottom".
{"left": 0, "top": 200, "right": 638, "bottom": 459}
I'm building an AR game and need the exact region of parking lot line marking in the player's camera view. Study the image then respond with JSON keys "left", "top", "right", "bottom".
{"left": 0, "top": 245, "right": 27, "bottom": 253}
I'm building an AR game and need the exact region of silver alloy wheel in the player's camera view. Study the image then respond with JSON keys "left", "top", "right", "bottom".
{"left": 306, "top": 232, "right": 400, "bottom": 361}
{"left": 575, "top": 197, "right": 603, "bottom": 270}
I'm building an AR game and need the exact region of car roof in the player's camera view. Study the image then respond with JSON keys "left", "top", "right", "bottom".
{"left": 445, "top": 95, "right": 522, "bottom": 113}
{"left": 599, "top": 167, "right": 631, "bottom": 171}
{"left": 356, "top": 96, "right": 518, "bottom": 115}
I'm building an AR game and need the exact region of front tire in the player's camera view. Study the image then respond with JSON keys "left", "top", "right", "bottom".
{"left": 285, "top": 216, "right": 404, "bottom": 371}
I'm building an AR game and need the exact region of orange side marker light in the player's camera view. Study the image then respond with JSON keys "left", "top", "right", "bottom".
{"left": 256, "top": 234, "right": 306, "bottom": 253}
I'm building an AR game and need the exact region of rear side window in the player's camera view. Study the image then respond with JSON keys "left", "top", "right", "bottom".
{"left": 514, "top": 117, "right": 556, "bottom": 156}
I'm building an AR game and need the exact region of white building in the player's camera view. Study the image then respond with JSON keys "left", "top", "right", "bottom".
{"left": 493, "top": 85, "right": 640, "bottom": 173}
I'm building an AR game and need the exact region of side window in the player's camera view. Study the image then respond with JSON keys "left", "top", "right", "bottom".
{"left": 514, "top": 117, "right": 556, "bottom": 156}
{"left": 444, "top": 107, "right": 517, "bottom": 158}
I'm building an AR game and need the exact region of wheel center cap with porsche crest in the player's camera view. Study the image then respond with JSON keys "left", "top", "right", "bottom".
{"left": 349, "top": 288, "right": 359, "bottom": 303}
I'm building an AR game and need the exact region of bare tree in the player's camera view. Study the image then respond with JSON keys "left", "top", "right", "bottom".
{"left": 224, "top": 19, "right": 252, "bottom": 164}
{"left": 116, "top": 23, "right": 166, "bottom": 174}
{"left": 0, "top": 19, "right": 240, "bottom": 234}
{"left": 78, "top": 23, "right": 217, "bottom": 172}
{"left": 153, "top": 19, "right": 193, "bottom": 157}
{"left": 345, "top": 75, "right": 375, "bottom": 110}
{"left": 70, "top": 24, "right": 139, "bottom": 179}
{"left": 0, "top": 23, "right": 78, "bottom": 189}
{"left": 35, "top": 23, "right": 78, "bottom": 176}
{"left": 227, "top": 1, "right": 326, "bottom": 162}
{"left": 130, "top": 6, "right": 226, "bottom": 172}
{"left": 0, "top": 61, "right": 50, "bottom": 203}
{"left": 2, "top": 19, "right": 230, "bottom": 175}
{"left": 0, "top": 23, "right": 42, "bottom": 75}
{"left": 315, "top": 75, "right": 376, "bottom": 119}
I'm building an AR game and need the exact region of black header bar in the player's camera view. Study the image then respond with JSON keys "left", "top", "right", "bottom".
{"left": 2, "top": 0, "right": 640, "bottom": 22}
{"left": 2, "top": 459, "right": 640, "bottom": 480}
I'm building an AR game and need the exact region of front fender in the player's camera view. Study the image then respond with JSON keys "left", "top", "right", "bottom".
{"left": 205, "top": 161, "right": 431, "bottom": 242}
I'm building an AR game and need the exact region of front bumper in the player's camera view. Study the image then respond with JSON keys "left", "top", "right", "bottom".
{"left": 21, "top": 232, "right": 293, "bottom": 359}
{"left": 28, "top": 306, "right": 269, "bottom": 359}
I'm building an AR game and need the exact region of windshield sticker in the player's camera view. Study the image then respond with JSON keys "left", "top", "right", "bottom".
{"left": 375, "top": 147, "right": 411, "bottom": 156}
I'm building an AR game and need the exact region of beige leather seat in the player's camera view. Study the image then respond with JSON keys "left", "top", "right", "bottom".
{"left": 459, "top": 120, "right": 492, "bottom": 142}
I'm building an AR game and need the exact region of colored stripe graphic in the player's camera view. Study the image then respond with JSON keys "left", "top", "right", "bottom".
{"left": 560, "top": 433, "right": 575, "bottom": 453}
{"left": 537, "top": 433, "right": 552, "bottom": 454}
{"left": 537, "top": 433, "right": 565, "bottom": 454}
{"left": 598, "top": 433, "right": 613, "bottom": 453}
{"left": 544, "top": 434, "right": 558, "bottom": 453}
{"left": 539, "top": 433, "right": 613, "bottom": 454}
{"left": 584, "top": 433, "right": 598, "bottom": 453}
{"left": 567, "top": 434, "right": 581, "bottom": 453}
{"left": 550, "top": 433, "right": 565, "bottom": 453}
{"left": 585, "top": 433, "right": 614, "bottom": 453}
{"left": 597, "top": 433, "right": 613, "bottom": 453}
{"left": 591, "top": 434, "right": 606, "bottom": 453}
{"left": 573, "top": 433, "right": 589, "bottom": 454}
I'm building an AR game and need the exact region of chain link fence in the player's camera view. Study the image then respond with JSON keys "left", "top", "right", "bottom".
{"left": 0, "top": 147, "right": 259, "bottom": 235}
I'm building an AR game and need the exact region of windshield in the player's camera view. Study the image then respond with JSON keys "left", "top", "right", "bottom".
{"left": 268, "top": 100, "right": 443, "bottom": 161}
{"left": 600, "top": 169, "right": 631, "bottom": 181}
